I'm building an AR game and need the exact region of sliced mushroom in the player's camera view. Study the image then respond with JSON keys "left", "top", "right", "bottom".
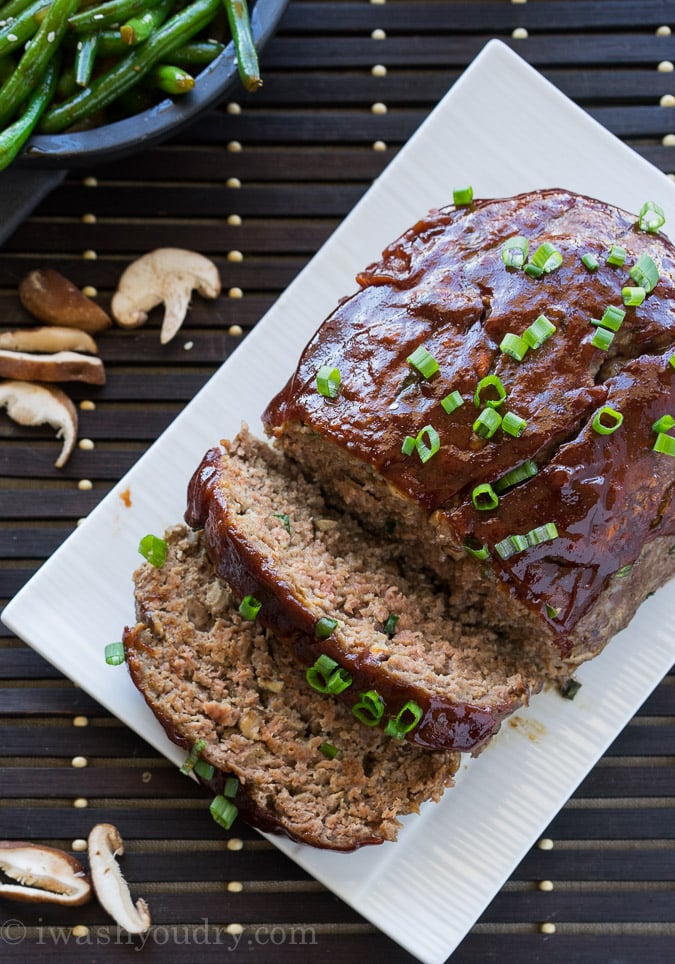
{"left": 0, "top": 841, "right": 91, "bottom": 906}
{"left": 87, "top": 824, "right": 151, "bottom": 934}
{"left": 111, "top": 248, "right": 221, "bottom": 344}
{"left": 0, "top": 326, "right": 98, "bottom": 355}
{"left": 0, "top": 380, "right": 78, "bottom": 468}
{"left": 0, "top": 349, "right": 105, "bottom": 385}
{"left": 19, "top": 268, "right": 112, "bottom": 333}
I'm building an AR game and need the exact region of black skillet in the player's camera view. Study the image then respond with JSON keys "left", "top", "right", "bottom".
{"left": 0, "top": 0, "right": 288, "bottom": 244}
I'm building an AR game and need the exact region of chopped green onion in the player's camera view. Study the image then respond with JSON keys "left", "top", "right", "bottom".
{"left": 653, "top": 432, "right": 675, "bottom": 455}
{"left": 614, "top": 564, "right": 633, "bottom": 578}
{"left": 598, "top": 305, "right": 626, "bottom": 332}
{"left": 383, "top": 614, "right": 399, "bottom": 636}
{"left": 104, "top": 641, "right": 125, "bottom": 666}
{"left": 622, "top": 285, "right": 646, "bottom": 307}
{"left": 501, "top": 235, "right": 529, "bottom": 269}
{"left": 306, "top": 653, "right": 352, "bottom": 694}
{"left": 316, "top": 365, "right": 341, "bottom": 399}
{"left": 407, "top": 345, "right": 440, "bottom": 379}
{"left": 638, "top": 200, "right": 665, "bottom": 233}
{"left": 138, "top": 533, "right": 167, "bottom": 567}
{"left": 319, "top": 741, "right": 339, "bottom": 759}
{"left": 652, "top": 414, "right": 675, "bottom": 432}
{"left": 415, "top": 425, "right": 441, "bottom": 464}
{"left": 494, "top": 533, "right": 530, "bottom": 559}
{"left": 561, "top": 678, "right": 582, "bottom": 700}
{"left": 472, "top": 483, "right": 499, "bottom": 511}
{"left": 502, "top": 411, "right": 527, "bottom": 437}
{"left": 180, "top": 738, "right": 207, "bottom": 775}
{"left": 384, "top": 700, "right": 423, "bottom": 740}
{"left": 453, "top": 185, "right": 473, "bottom": 205}
{"left": 441, "top": 390, "right": 464, "bottom": 414}
{"left": 351, "top": 690, "right": 385, "bottom": 726}
{"left": 523, "top": 314, "right": 556, "bottom": 349}
{"left": 529, "top": 241, "right": 563, "bottom": 274}
{"left": 493, "top": 459, "right": 538, "bottom": 493}
{"left": 670, "top": 355, "right": 675, "bottom": 369}
{"left": 463, "top": 537, "right": 490, "bottom": 561}
{"left": 209, "top": 794, "right": 238, "bottom": 830}
{"left": 272, "top": 512, "right": 291, "bottom": 534}
{"left": 473, "top": 374, "right": 506, "bottom": 409}
{"left": 527, "top": 522, "right": 559, "bottom": 546}
{"left": 629, "top": 253, "right": 659, "bottom": 292}
{"left": 194, "top": 758, "right": 215, "bottom": 781}
{"left": 591, "top": 327, "right": 615, "bottom": 351}
{"left": 581, "top": 252, "right": 599, "bottom": 272}
{"left": 223, "top": 776, "right": 239, "bottom": 798}
{"left": 499, "top": 332, "right": 529, "bottom": 361}
{"left": 401, "top": 435, "right": 416, "bottom": 456}
{"left": 239, "top": 595, "right": 262, "bottom": 621}
{"left": 315, "top": 616, "right": 338, "bottom": 640}
{"left": 523, "top": 262, "right": 544, "bottom": 279}
{"left": 591, "top": 406, "right": 623, "bottom": 435}
{"left": 546, "top": 604, "right": 561, "bottom": 619}
{"left": 473, "top": 407, "right": 502, "bottom": 439}
{"left": 606, "top": 244, "right": 626, "bottom": 267}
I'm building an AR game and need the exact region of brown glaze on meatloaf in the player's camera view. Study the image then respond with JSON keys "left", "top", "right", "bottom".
{"left": 186, "top": 429, "right": 554, "bottom": 753}
{"left": 263, "top": 189, "right": 675, "bottom": 661}
{"left": 123, "top": 526, "right": 459, "bottom": 851}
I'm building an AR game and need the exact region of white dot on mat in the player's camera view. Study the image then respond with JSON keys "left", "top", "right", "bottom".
{"left": 227, "top": 214, "right": 242, "bottom": 226}
{"left": 537, "top": 837, "right": 554, "bottom": 850}
{"left": 371, "top": 28, "right": 386, "bottom": 40}
{"left": 228, "top": 287, "right": 243, "bottom": 299}
{"left": 81, "top": 213, "right": 96, "bottom": 224}
{"left": 72, "top": 925, "right": 89, "bottom": 938}
{"left": 372, "top": 140, "right": 387, "bottom": 152}
{"left": 73, "top": 797, "right": 88, "bottom": 809}
{"left": 78, "top": 438, "right": 94, "bottom": 450}
{"left": 662, "top": 133, "right": 675, "bottom": 145}
{"left": 656, "top": 25, "right": 672, "bottom": 36}
{"left": 538, "top": 879, "right": 554, "bottom": 892}
{"left": 661, "top": 94, "right": 675, "bottom": 106}
{"left": 371, "top": 64, "right": 387, "bottom": 77}
{"left": 71, "top": 756, "right": 88, "bottom": 768}
{"left": 73, "top": 716, "right": 89, "bottom": 727}
{"left": 512, "top": 27, "right": 528, "bottom": 39}
{"left": 183, "top": 341, "right": 194, "bottom": 351}
{"left": 226, "top": 177, "right": 242, "bottom": 188}
{"left": 79, "top": 400, "right": 96, "bottom": 411}
{"left": 227, "top": 102, "right": 242, "bottom": 114}
{"left": 227, "top": 250, "right": 243, "bottom": 263}
{"left": 82, "top": 249, "right": 97, "bottom": 260}
{"left": 371, "top": 101, "right": 388, "bottom": 114}
{"left": 227, "top": 881, "right": 243, "bottom": 893}
{"left": 227, "top": 838, "right": 243, "bottom": 851}
{"left": 72, "top": 838, "right": 87, "bottom": 852}
{"left": 83, "top": 176, "right": 98, "bottom": 187}
{"left": 227, "top": 140, "right": 242, "bottom": 153}
{"left": 225, "top": 923, "right": 243, "bottom": 936}
{"left": 658, "top": 60, "right": 674, "bottom": 72}
{"left": 81, "top": 285, "right": 98, "bottom": 298}
{"left": 540, "top": 922, "right": 556, "bottom": 935}
{"left": 228, "top": 324, "right": 243, "bottom": 337}
{"left": 77, "top": 480, "right": 93, "bottom": 492}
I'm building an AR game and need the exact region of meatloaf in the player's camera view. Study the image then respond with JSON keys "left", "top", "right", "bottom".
{"left": 186, "top": 428, "right": 554, "bottom": 752}
{"left": 123, "top": 526, "right": 459, "bottom": 850}
{"left": 263, "top": 188, "right": 675, "bottom": 665}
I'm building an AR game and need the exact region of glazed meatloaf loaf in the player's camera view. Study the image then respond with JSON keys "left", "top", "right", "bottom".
{"left": 123, "top": 526, "right": 459, "bottom": 850}
{"left": 263, "top": 188, "right": 675, "bottom": 666}
{"left": 186, "top": 428, "right": 553, "bottom": 752}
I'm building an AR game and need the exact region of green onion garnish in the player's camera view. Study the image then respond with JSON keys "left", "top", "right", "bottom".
{"left": 441, "top": 390, "right": 464, "bottom": 414}
{"left": 523, "top": 314, "right": 556, "bottom": 349}
{"left": 581, "top": 252, "right": 599, "bottom": 272}
{"left": 638, "top": 200, "right": 665, "bottom": 233}
{"left": 104, "top": 641, "right": 125, "bottom": 666}
{"left": 523, "top": 263, "right": 544, "bottom": 279}
{"left": 529, "top": 241, "right": 563, "bottom": 274}
{"left": 592, "top": 406, "right": 623, "bottom": 435}
{"left": 622, "top": 285, "right": 646, "bottom": 307}
{"left": 401, "top": 435, "right": 416, "bottom": 456}
{"left": 415, "top": 425, "right": 441, "bottom": 464}
{"left": 223, "top": 776, "right": 239, "bottom": 798}
{"left": 138, "top": 534, "right": 167, "bottom": 567}
{"left": 384, "top": 700, "right": 423, "bottom": 740}
{"left": 598, "top": 305, "right": 626, "bottom": 332}
{"left": 561, "top": 678, "right": 582, "bottom": 700}
{"left": 272, "top": 512, "right": 291, "bottom": 534}
{"left": 591, "top": 327, "right": 615, "bottom": 351}
{"left": 493, "top": 459, "right": 538, "bottom": 493}
{"left": 473, "top": 407, "right": 502, "bottom": 439}
{"left": 407, "top": 345, "right": 440, "bottom": 379}
{"left": 653, "top": 414, "right": 675, "bottom": 433}
{"left": 473, "top": 374, "right": 507, "bottom": 409}
{"left": 194, "top": 758, "right": 215, "bottom": 781}
{"left": 502, "top": 411, "right": 527, "bottom": 437}
{"left": 653, "top": 432, "right": 675, "bottom": 455}
{"left": 239, "top": 595, "right": 262, "bottom": 621}
{"left": 319, "top": 741, "right": 339, "bottom": 759}
{"left": 352, "top": 690, "right": 385, "bottom": 726}
{"left": 499, "top": 332, "right": 529, "bottom": 361}
{"left": 306, "top": 653, "right": 352, "bottom": 694}
{"left": 180, "top": 738, "right": 207, "bottom": 776}
{"left": 670, "top": 355, "right": 675, "bottom": 369}
{"left": 209, "top": 794, "right": 238, "bottom": 830}
{"left": 607, "top": 244, "right": 626, "bottom": 267}
{"left": 495, "top": 522, "right": 558, "bottom": 559}
{"left": 453, "top": 185, "right": 473, "bottom": 205}
{"left": 472, "top": 483, "right": 499, "bottom": 511}
{"left": 546, "top": 604, "right": 561, "bottom": 619}
{"left": 315, "top": 616, "right": 338, "bottom": 639}
{"left": 501, "top": 235, "right": 529, "bottom": 269}
{"left": 614, "top": 564, "right": 633, "bottom": 578}
{"left": 383, "top": 613, "right": 399, "bottom": 635}
{"left": 463, "top": 537, "right": 490, "bottom": 561}
{"left": 527, "top": 522, "right": 559, "bottom": 546}
{"left": 494, "top": 533, "right": 530, "bottom": 559}
{"left": 316, "top": 364, "right": 341, "bottom": 399}
{"left": 629, "top": 253, "right": 659, "bottom": 292}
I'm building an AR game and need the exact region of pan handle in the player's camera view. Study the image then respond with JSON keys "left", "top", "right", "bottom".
{"left": 0, "top": 168, "right": 66, "bottom": 247}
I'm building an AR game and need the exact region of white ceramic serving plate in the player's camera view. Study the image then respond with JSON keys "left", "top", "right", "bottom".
{"left": 4, "top": 40, "right": 675, "bottom": 964}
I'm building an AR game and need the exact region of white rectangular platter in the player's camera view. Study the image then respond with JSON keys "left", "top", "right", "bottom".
{"left": 4, "top": 40, "right": 675, "bottom": 964}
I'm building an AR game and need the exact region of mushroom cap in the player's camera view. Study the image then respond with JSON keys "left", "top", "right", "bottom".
{"left": 0, "top": 379, "right": 78, "bottom": 468}
{"left": 0, "top": 841, "right": 91, "bottom": 906}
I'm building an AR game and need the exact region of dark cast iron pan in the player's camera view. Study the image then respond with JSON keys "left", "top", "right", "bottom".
{"left": 0, "top": 0, "right": 288, "bottom": 244}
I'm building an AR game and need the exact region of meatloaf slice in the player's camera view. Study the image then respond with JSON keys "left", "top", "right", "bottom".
{"left": 185, "top": 429, "right": 555, "bottom": 753}
{"left": 263, "top": 188, "right": 675, "bottom": 663}
{"left": 123, "top": 525, "right": 459, "bottom": 851}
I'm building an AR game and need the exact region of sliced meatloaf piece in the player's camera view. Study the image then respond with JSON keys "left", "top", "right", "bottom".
{"left": 123, "top": 525, "right": 459, "bottom": 851}
{"left": 185, "top": 429, "right": 555, "bottom": 753}
{"left": 263, "top": 188, "right": 675, "bottom": 664}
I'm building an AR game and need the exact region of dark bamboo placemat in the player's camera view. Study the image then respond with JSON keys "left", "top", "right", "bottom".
{"left": 1, "top": 2, "right": 674, "bottom": 961}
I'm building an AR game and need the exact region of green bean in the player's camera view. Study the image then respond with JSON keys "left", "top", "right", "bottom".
{"left": 170, "top": 38, "right": 224, "bottom": 65}
{"left": 57, "top": 64, "right": 77, "bottom": 98}
{"left": 0, "top": 0, "right": 38, "bottom": 23}
{"left": 96, "top": 28, "right": 129, "bottom": 57}
{"left": 120, "top": 0, "right": 173, "bottom": 45}
{"left": 0, "top": 55, "right": 57, "bottom": 170}
{"left": 40, "top": 0, "right": 221, "bottom": 133}
{"left": 68, "top": 0, "right": 163, "bottom": 34}
{"left": 148, "top": 63, "right": 195, "bottom": 94}
{"left": 223, "top": 0, "right": 260, "bottom": 92}
{"left": 0, "top": 0, "right": 78, "bottom": 128}
{"left": 74, "top": 31, "right": 98, "bottom": 87}
{"left": 0, "top": 0, "right": 49, "bottom": 57}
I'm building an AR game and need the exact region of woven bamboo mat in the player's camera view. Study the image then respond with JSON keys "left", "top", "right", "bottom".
{"left": 1, "top": 2, "right": 674, "bottom": 961}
